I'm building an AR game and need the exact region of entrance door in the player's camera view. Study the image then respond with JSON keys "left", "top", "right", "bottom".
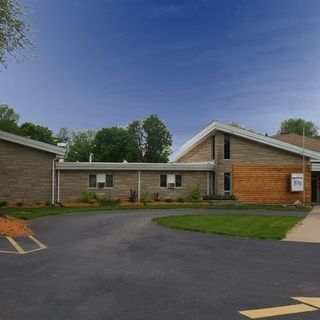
{"left": 311, "top": 177, "right": 318, "bottom": 203}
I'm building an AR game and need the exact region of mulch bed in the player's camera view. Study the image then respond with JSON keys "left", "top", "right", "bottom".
{"left": 0, "top": 215, "right": 33, "bottom": 237}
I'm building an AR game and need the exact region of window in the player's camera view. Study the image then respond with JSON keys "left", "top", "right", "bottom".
{"left": 106, "top": 174, "right": 113, "bottom": 188}
{"left": 175, "top": 174, "right": 182, "bottom": 187}
{"left": 89, "top": 175, "right": 97, "bottom": 188}
{"left": 224, "top": 134, "right": 231, "bottom": 159}
{"left": 160, "top": 175, "right": 167, "bottom": 187}
{"left": 212, "top": 136, "right": 215, "bottom": 159}
{"left": 224, "top": 172, "right": 231, "bottom": 195}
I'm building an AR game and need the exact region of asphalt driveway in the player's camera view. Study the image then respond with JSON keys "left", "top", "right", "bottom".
{"left": 0, "top": 208, "right": 319, "bottom": 320}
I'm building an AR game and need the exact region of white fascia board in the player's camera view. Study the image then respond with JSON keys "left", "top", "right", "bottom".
{"left": 56, "top": 161, "right": 214, "bottom": 171}
{"left": 0, "top": 130, "right": 66, "bottom": 156}
{"left": 171, "top": 121, "right": 320, "bottom": 161}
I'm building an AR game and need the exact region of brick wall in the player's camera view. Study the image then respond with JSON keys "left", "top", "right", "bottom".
{"left": 178, "top": 137, "right": 213, "bottom": 163}
{"left": 59, "top": 170, "right": 208, "bottom": 202}
{"left": 232, "top": 164, "right": 311, "bottom": 204}
{"left": 0, "top": 139, "right": 55, "bottom": 204}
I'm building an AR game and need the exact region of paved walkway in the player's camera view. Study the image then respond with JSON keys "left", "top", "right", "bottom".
{"left": 285, "top": 205, "right": 320, "bottom": 243}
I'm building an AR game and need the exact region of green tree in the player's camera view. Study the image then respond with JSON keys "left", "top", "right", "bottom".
{"left": 128, "top": 114, "right": 172, "bottom": 163}
{"left": 20, "top": 122, "right": 54, "bottom": 144}
{"left": 0, "top": 0, "right": 33, "bottom": 67}
{"left": 142, "top": 114, "right": 172, "bottom": 162}
{"left": 94, "top": 127, "right": 140, "bottom": 162}
{"left": 65, "top": 129, "right": 96, "bottom": 162}
{"left": 0, "top": 104, "right": 20, "bottom": 133}
{"left": 56, "top": 127, "right": 69, "bottom": 143}
{"left": 279, "top": 118, "right": 319, "bottom": 138}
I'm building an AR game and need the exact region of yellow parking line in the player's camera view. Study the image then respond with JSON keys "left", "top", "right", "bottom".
{"left": 5, "top": 236, "right": 25, "bottom": 254}
{"left": 28, "top": 235, "right": 47, "bottom": 249}
{"left": 239, "top": 303, "right": 317, "bottom": 319}
{"left": 292, "top": 297, "right": 320, "bottom": 308}
{"left": 0, "top": 250, "right": 21, "bottom": 254}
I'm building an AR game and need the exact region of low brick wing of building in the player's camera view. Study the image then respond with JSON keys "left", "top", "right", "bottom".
{"left": 0, "top": 130, "right": 65, "bottom": 205}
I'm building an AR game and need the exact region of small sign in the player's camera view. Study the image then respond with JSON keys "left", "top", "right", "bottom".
{"left": 291, "top": 173, "right": 304, "bottom": 192}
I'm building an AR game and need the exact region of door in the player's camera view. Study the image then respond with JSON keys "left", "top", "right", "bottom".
{"left": 311, "top": 177, "right": 318, "bottom": 203}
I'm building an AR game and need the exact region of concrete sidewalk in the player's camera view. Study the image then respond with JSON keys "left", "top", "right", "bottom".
{"left": 285, "top": 205, "right": 320, "bottom": 243}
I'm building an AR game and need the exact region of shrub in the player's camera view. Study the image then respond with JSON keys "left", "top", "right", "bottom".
{"left": 81, "top": 192, "right": 96, "bottom": 203}
{"left": 0, "top": 200, "right": 8, "bottom": 207}
{"left": 16, "top": 202, "right": 24, "bottom": 207}
{"left": 176, "top": 197, "right": 185, "bottom": 203}
{"left": 45, "top": 200, "right": 51, "bottom": 207}
{"left": 152, "top": 192, "right": 160, "bottom": 202}
{"left": 88, "top": 199, "right": 97, "bottom": 204}
{"left": 188, "top": 185, "right": 201, "bottom": 203}
{"left": 129, "top": 189, "right": 138, "bottom": 202}
{"left": 100, "top": 194, "right": 120, "bottom": 206}
{"left": 203, "top": 194, "right": 237, "bottom": 201}
{"left": 165, "top": 198, "right": 173, "bottom": 203}
{"left": 141, "top": 192, "right": 152, "bottom": 205}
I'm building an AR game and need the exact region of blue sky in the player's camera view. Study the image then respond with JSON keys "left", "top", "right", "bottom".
{"left": 1, "top": 0, "right": 320, "bottom": 150}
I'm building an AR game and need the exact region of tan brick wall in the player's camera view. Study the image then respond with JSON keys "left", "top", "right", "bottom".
{"left": 140, "top": 171, "right": 207, "bottom": 199}
{"left": 233, "top": 164, "right": 311, "bottom": 204}
{"left": 0, "top": 139, "right": 55, "bottom": 204}
{"left": 59, "top": 170, "right": 208, "bottom": 202}
{"left": 59, "top": 170, "right": 138, "bottom": 202}
{"left": 178, "top": 137, "right": 213, "bottom": 163}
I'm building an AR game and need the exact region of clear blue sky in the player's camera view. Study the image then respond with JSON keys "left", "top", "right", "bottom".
{"left": 1, "top": 0, "right": 320, "bottom": 150}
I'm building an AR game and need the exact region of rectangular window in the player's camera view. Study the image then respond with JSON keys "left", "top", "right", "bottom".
{"left": 212, "top": 136, "right": 215, "bottom": 159}
{"left": 224, "top": 134, "right": 231, "bottom": 159}
{"left": 106, "top": 174, "right": 113, "bottom": 188}
{"left": 224, "top": 172, "right": 231, "bottom": 195}
{"left": 160, "top": 175, "right": 167, "bottom": 187}
{"left": 89, "top": 175, "right": 97, "bottom": 188}
{"left": 175, "top": 174, "right": 182, "bottom": 187}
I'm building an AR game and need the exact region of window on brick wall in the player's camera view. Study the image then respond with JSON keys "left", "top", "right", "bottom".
{"left": 212, "top": 136, "right": 215, "bottom": 159}
{"left": 224, "top": 134, "right": 231, "bottom": 159}
{"left": 106, "top": 174, "right": 113, "bottom": 188}
{"left": 224, "top": 172, "right": 231, "bottom": 196}
{"left": 160, "top": 175, "right": 167, "bottom": 187}
{"left": 89, "top": 175, "right": 97, "bottom": 188}
{"left": 175, "top": 174, "right": 182, "bottom": 187}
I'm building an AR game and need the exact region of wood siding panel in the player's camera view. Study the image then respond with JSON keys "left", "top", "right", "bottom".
{"left": 233, "top": 164, "right": 311, "bottom": 204}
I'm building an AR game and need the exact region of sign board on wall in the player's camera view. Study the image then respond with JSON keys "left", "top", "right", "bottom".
{"left": 291, "top": 173, "right": 304, "bottom": 192}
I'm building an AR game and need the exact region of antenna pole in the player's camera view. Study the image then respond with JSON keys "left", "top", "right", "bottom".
{"left": 303, "top": 126, "right": 305, "bottom": 206}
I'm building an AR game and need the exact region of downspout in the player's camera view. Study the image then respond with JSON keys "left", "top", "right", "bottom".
{"left": 207, "top": 171, "right": 210, "bottom": 196}
{"left": 51, "top": 158, "right": 56, "bottom": 205}
{"left": 138, "top": 170, "right": 141, "bottom": 202}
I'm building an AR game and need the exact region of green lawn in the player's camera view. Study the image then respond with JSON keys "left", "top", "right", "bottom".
{"left": 153, "top": 214, "right": 304, "bottom": 240}
{"left": 0, "top": 203, "right": 310, "bottom": 220}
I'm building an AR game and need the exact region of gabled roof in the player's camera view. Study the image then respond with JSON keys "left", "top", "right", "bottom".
{"left": 171, "top": 121, "right": 320, "bottom": 161}
{"left": 56, "top": 161, "right": 214, "bottom": 171}
{"left": 273, "top": 133, "right": 320, "bottom": 153}
{"left": 0, "top": 130, "right": 66, "bottom": 156}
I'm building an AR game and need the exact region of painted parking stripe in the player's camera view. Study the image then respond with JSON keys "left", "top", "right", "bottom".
{"left": 5, "top": 236, "right": 25, "bottom": 254}
{"left": 29, "top": 235, "right": 47, "bottom": 249}
{"left": 292, "top": 297, "right": 320, "bottom": 308}
{"left": 239, "top": 303, "right": 317, "bottom": 319}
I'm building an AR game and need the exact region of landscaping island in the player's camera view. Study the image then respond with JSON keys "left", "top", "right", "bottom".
{"left": 153, "top": 214, "right": 304, "bottom": 240}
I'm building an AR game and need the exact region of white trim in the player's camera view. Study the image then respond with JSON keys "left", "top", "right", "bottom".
{"left": 171, "top": 121, "right": 320, "bottom": 161}
{"left": 57, "top": 161, "right": 214, "bottom": 171}
{"left": 137, "top": 171, "right": 141, "bottom": 202}
{"left": 0, "top": 130, "right": 66, "bottom": 156}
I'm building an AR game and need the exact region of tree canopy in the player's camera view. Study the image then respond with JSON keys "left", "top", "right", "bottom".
{"left": 128, "top": 114, "right": 172, "bottom": 163}
{"left": 64, "top": 129, "right": 96, "bottom": 162}
{"left": 279, "top": 118, "right": 319, "bottom": 138}
{"left": 0, "top": 0, "right": 33, "bottom": 67}
{"left": 19, "top": 122, "right": 54, "bottom": 144}
{"left": 0, "top": 104, "right": 20, "bottom": 133}
{"left": 93, "top": 127, "right": 140, "bottom": 162}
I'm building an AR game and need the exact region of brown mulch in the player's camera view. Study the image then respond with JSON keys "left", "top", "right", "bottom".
{"left": 0, "top": 215, "right": 33, "bottom": 237}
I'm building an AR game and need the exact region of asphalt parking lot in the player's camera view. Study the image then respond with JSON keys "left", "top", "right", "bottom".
{"left": 0, "top": 209, "right": 319, "bottom": 320}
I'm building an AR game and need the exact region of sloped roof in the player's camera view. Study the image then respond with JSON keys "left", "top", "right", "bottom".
{"left": 272, "top": 133, "right": 320, "bottom": 153}
{"left": 171, "top": 121, "right": 320, "bottom": 161}
{"left": 0, "top": 130, "right": 66, "bottom": 156}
